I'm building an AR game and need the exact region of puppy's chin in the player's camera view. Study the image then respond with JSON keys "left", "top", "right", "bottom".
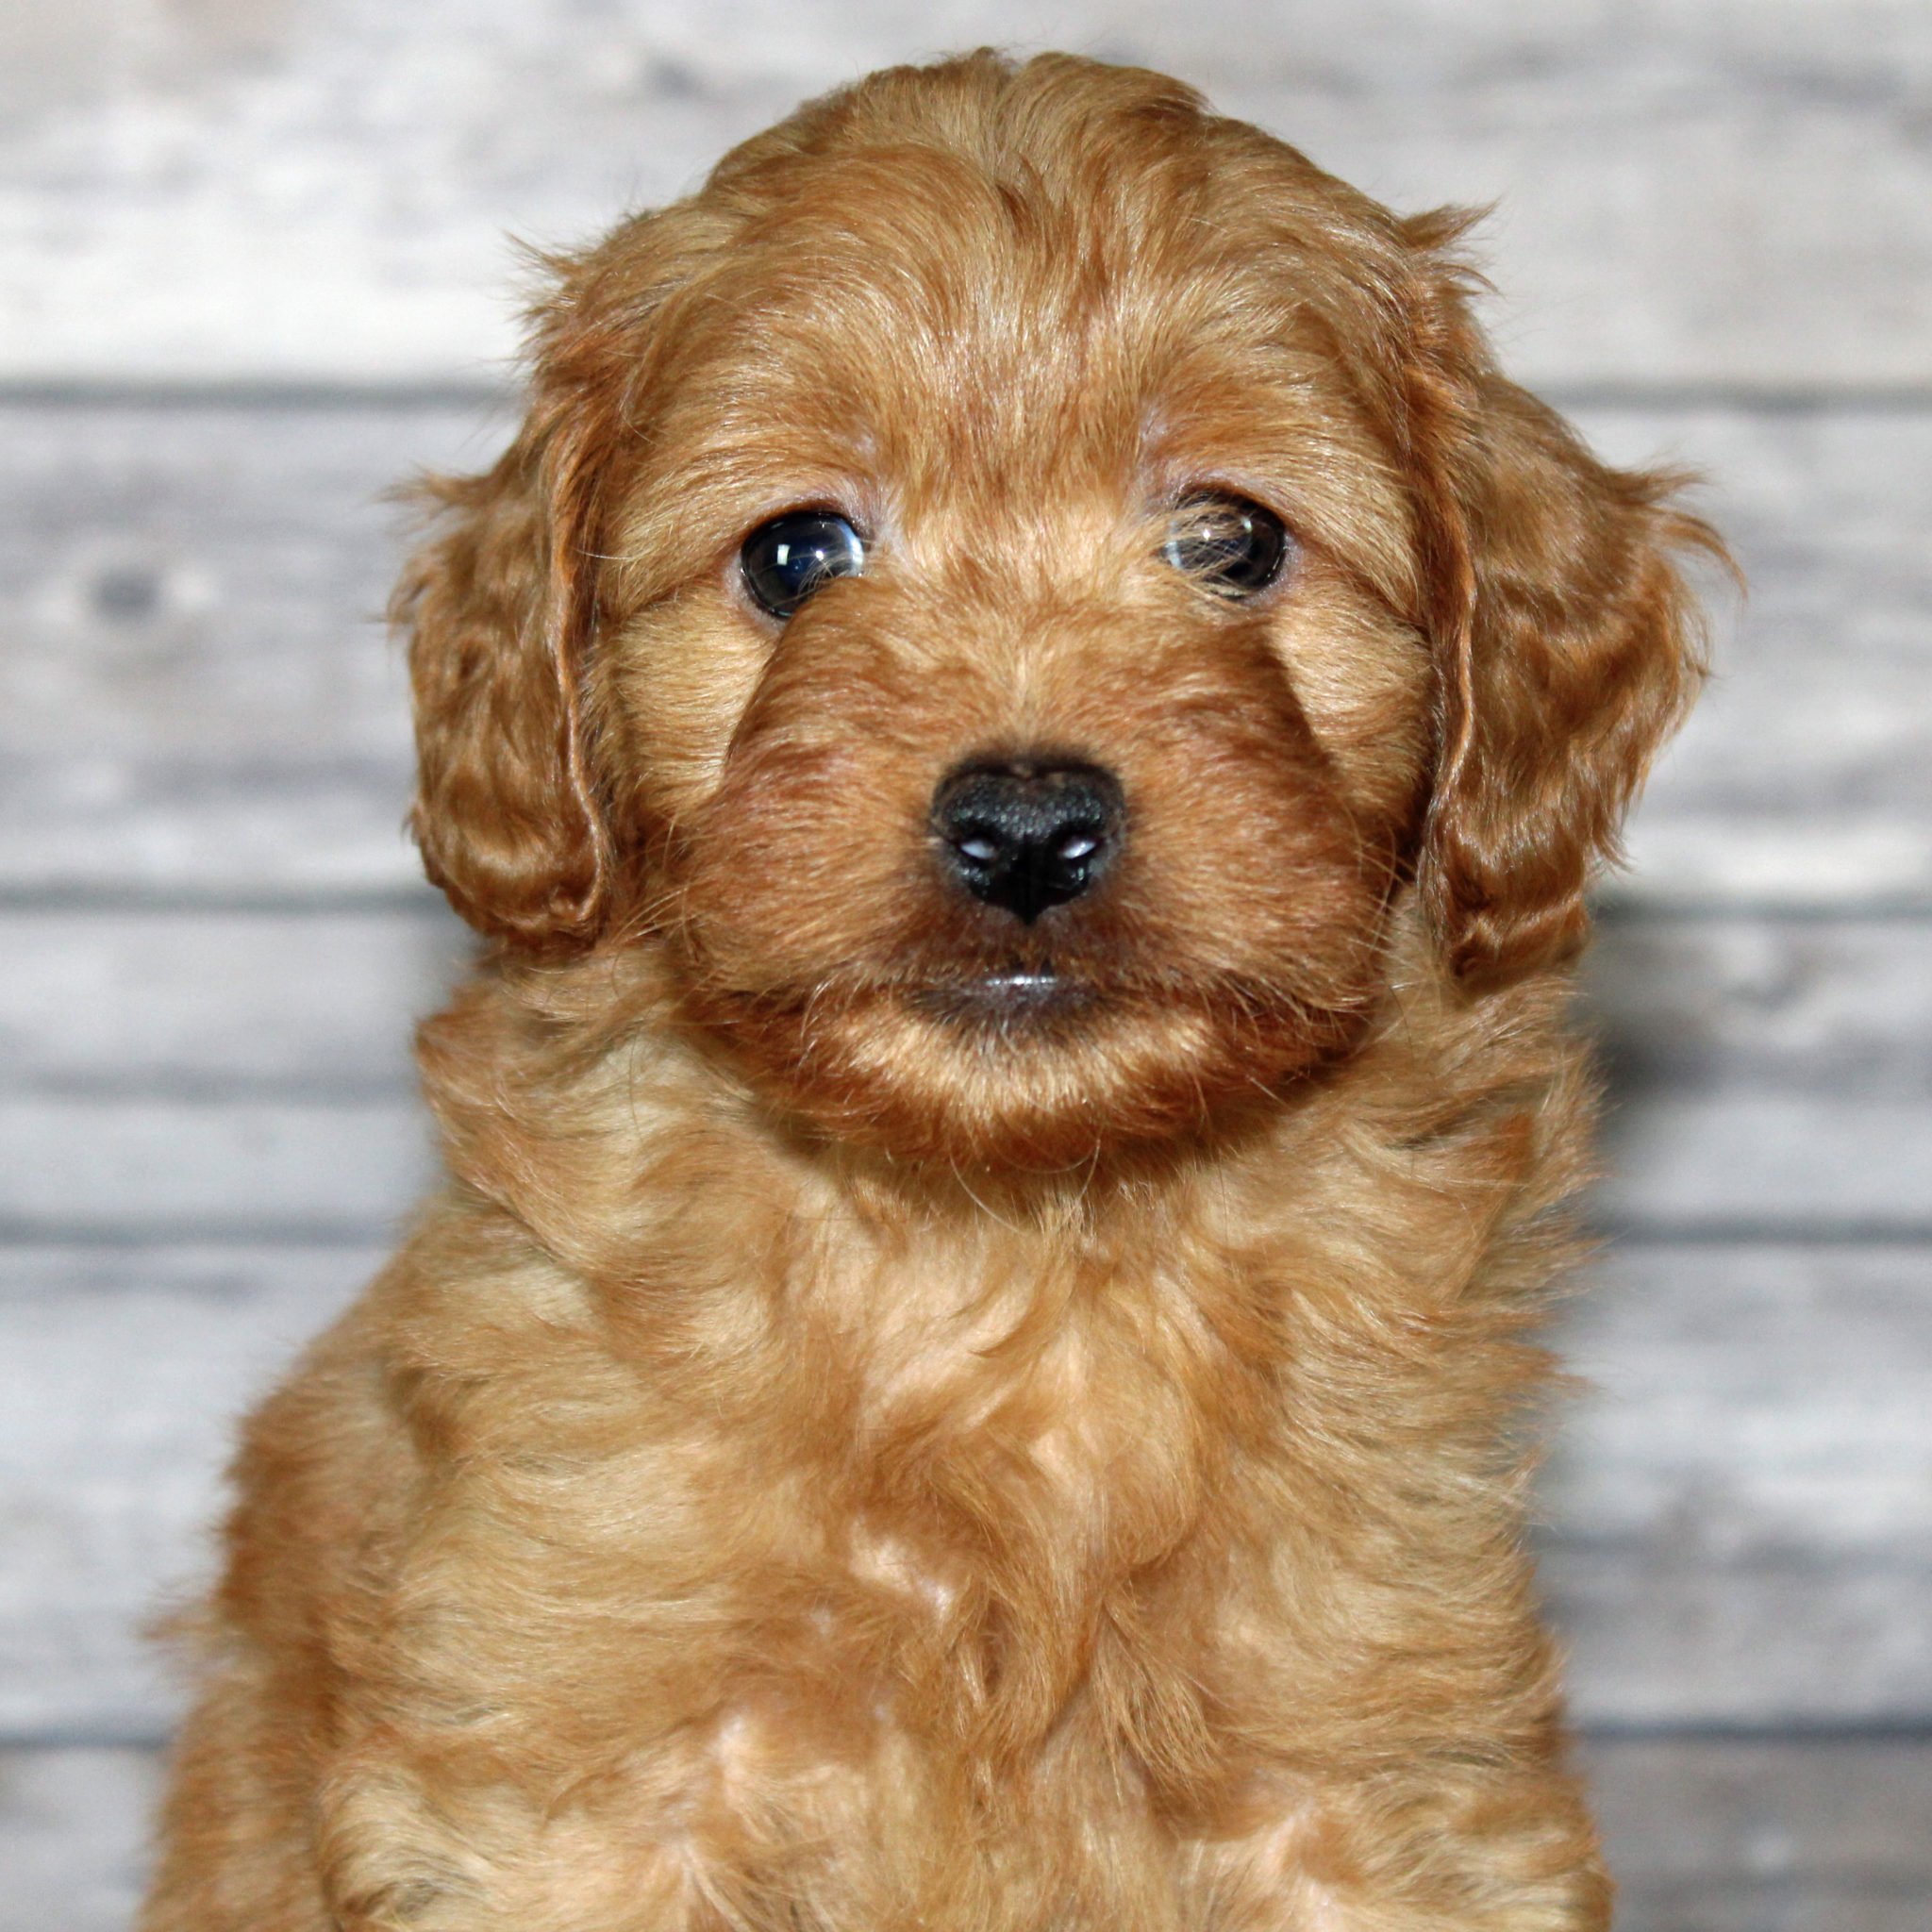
{"left": 678, "top": 968, "right": 1371, "bottom": 1170}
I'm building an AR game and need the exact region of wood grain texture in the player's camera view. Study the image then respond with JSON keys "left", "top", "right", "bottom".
{"left": 1543, "top": 1242, "right": 1932, "bottom": 1726}
{"left": 1, "top": 2, "right": 1926, "bottom": 388}
{"left": 2, "top": 400, "right": 1927, "bottom": 907}
{"left": 1583, "top": 915, "right": 1932, "bottom": 1099}
{"left": 1594, "top": 405, "right": 1932, "bottom": 911}
{"left": 4, "top": 1242, "right": 1925, "bottom": 1737}
{"left": 0, "top": 1747, "right": 158, "bottom": 1932}
{"left": 0, "top": 403, "right": 497, "bottom": 763}
{"left": 0, "top": 908, "right": 467, "bottom": 1094}
{"left": 0, "top": 400, "right": 465, "bottom": 899}
{"left": 1582, "top": 1736, "right": 1932, "bottom": 1932}
{"left": 6, "top": 1739, "right": 1931, "bottom": 1932}
{"left": 0, "top": 1246, "right": 379, "bottom": 1739}
{"left": 1591, "top": 1094, "right": 1932, "bottom": 1236}
{"left": 0, "top": 1096, "right": 433, "bottom": 1240}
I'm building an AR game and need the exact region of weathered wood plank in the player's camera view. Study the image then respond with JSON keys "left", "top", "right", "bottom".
{"left": 2, "top": 1242, "right": 1925, "bottom": 1737}
{"left": 0, "top": 1247, "right": 379, "bottom": 1738}
{"left": 1583, "top": 1735, "right": 1932, "bottom": 1932}
{"left": 1590, "top": 1093, "right": 1932, "bottom": 1235}
{"left": 0, "top": 908, "right": 469, "bottom": 1093}
{"left": 6, "top": 901, "right": 1928, "bottom": 1237}
{"left": 0, "top": 399, "right": 466, "bottom": 898}
{"left": 0, "top": 403, "right": 490, "bottom": 762}
{"left": 0, "top": 765, "right": 423, "bottom": 902}
{"left": 1552, "top": 1242, "right": 1932, "bottom": 1560}
{"left": 1, "top": 2, "right": 1926, "bottom": 388}
{"left": 1548, "top": 1542, "right": 1932, "bottom": 1737}
{"left": 1583, "top": 915, "right": 1932, "bottom": 1099}
{"left": 0, "top": 1098, "right": 434, "bottom": 1239}
{"left": 6, "top": 907, "right": 1928, "bottom": 1098}
{"left": 0, "top": 1747, "right": 158, "bottom": 1932}
{"left": 4, "top": 1737, "right": 1932, "bottom": 1932}
{"left": 1589, "top": 404, "right": 1932, "bottom": 910}
{"left": 1542, "top": 1244, "right": 1932, "bottom": 1725}
{"left": 2, "top": 399, "right": 1928, "bottom": 908}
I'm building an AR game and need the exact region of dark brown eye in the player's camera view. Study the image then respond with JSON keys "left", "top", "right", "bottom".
{"left": 1162, "top": 492, "right": 1291, "bottom": 598}
{"left": 740, "top": 510, "right": 865, "bottom": 619}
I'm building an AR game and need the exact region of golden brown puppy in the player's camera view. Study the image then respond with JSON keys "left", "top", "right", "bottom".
{"left": 143, "top": 51, "right": 1722, "bottom": 1932}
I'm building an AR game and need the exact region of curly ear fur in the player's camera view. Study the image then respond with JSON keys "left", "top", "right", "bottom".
{"left": 397, "top": 412, "right": 610, "bottom": 949}
{"left": 1402, "top": 219, "right": 1728, "bottom": 988}
{"left": 396, "top": 215, "right": 718, "bottom": 950}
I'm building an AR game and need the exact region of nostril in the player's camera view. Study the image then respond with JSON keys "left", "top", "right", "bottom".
{"left": 932, "top": 758, "right": 1124, "bottom": 924}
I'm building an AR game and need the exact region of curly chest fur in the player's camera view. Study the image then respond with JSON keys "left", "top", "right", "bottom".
{"left": 356, "top": 958, "right": 1579, "bottom": 1846}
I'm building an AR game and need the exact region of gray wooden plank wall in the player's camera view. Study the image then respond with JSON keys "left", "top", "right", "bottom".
{"left": 2, "top": 5, "right": 1927, "bottom": 1927}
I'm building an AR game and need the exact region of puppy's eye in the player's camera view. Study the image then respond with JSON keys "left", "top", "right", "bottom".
{"left": 1161, "top": 492, "right": 1291, "bottom": 598}
{"left": 740, "top": 510, "right": 866, "bottom": 620}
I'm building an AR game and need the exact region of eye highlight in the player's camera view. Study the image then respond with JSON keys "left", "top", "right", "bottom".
{"left": 1161, "top": 492, "right": 1291, "bottom": 599}
{"left": 740, "top": 510, "right": 866, "bottom": 619}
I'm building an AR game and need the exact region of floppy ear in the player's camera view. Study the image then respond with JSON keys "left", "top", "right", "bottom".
{"left": 395, "top": 387, "right": 616, "bottom": 950}
{"left": 396, "top": 196, "right": 750, "bottom": 949}
{"left": 1404, "top": 261, "right": 1726, "bottom": 986}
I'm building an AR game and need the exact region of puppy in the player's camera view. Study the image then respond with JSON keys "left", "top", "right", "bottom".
{"left": 143, "top": 51, "right": 1720, "bottom": 1932}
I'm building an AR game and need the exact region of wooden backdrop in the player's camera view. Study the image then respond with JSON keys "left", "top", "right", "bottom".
{"left": 2, "top": 5, "right": 1927, "bottom": 1926}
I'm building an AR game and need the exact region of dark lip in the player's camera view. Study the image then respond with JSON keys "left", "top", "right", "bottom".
{"left": 913, "top": 968, "right": 1097, "bottom": 1022}
{"left": 977, "top": 971, "right": 1061, "bottom": 998}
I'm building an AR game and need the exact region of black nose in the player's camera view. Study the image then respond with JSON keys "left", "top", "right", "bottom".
{"left": 932, "top": 759, "right": 1124, "bottom": 924}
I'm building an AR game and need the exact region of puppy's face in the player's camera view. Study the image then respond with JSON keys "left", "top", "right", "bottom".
{"left": 598, "top": 147, "right": 1431, "bottom": 1165}
{"left": 403, "top": 56, "right": 1714, "bottom": 1169}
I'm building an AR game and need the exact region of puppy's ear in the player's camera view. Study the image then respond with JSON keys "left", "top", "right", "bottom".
{"left": 1404, "top": 238, "right": 1727, "bottom": 985}
{"left": 394, "top": 266, "right": 641, "bottom": 952}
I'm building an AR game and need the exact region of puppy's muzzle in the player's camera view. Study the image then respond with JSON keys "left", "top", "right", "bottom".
{"left": 932, "top": 758, "right": 1124, "bottom": 924}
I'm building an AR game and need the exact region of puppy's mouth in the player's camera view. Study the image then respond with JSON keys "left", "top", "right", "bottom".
{"left": 912, "top": 962, "right": 1098, "bottom": 1025}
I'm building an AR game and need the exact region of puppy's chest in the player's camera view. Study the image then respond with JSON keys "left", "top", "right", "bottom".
{"left": 782, "top": 1253, "right": 1269, "bottom": 1744}
{"left": 829, "top": 1243, "right": 1235, "bottom": 1541}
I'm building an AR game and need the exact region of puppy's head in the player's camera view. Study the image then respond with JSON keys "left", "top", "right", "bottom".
{"left": 401, "top": 52, "right": 1718, "bottom": 1167}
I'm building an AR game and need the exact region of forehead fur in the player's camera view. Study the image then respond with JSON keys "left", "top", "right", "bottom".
{"left": 562, "top": 52, "right": 1427, "bottom": 608}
